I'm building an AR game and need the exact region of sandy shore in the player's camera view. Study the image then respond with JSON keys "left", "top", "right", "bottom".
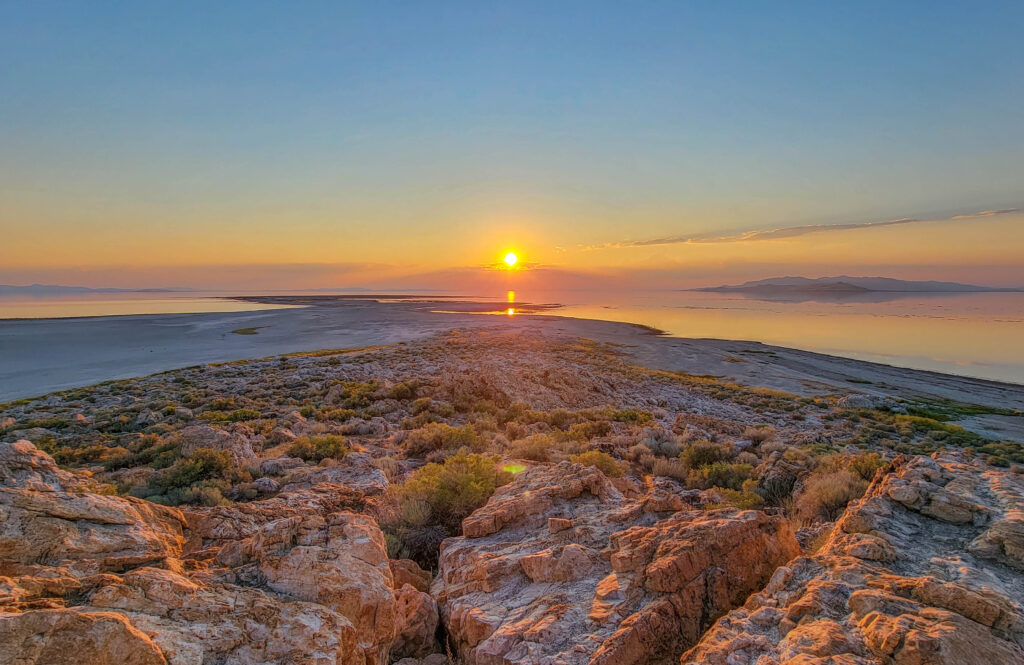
{"left": 2, "top": 298, "right": 1022, "bottom": 440}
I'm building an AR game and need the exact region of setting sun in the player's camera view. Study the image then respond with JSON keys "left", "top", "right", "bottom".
{"left": 504, "top": 252, "right": 518, "bottom": 267}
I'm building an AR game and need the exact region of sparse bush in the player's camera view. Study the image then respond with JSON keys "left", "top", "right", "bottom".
{"left": 386, "top": 451, "right": 510, "bottom": 567}
{"left": 152, "top": 448, "right": 237, "bottom": 496}
{"left": 612, "top": 409, "right": 653, "bottom": 424}
{"left": 287, "top": 435, "right": 349, "bottom": 463}
{"left": 570, "top": 450, "right": 624, "bottom": 477}
{"left": 795, "top": 469, "right": 868, "bottom": 522}
{"left": 651, "top": 457, "right": 688, "bottom": 481}
{"left": 680, "top": 440, "right": 734, "bottom": 469}
{"left": 568, "top": 420, "right": 612, "bottom": 441}
{"left": 686, "top": 462, "right": 752, "bottom": 491}
{"left": 719, "top": 488, "right": 765, "bottom": 510}
{"left": 744, "top": 426, "right": 776, "bottom": 445}
{"left": 510, "top": 434, "right": 555, "bottom": 462}
{"left": 403, "top": 423, "right": 486, "bottom": 457}
{"left": 375, "top": 456, "right": 403, "bottom": 482}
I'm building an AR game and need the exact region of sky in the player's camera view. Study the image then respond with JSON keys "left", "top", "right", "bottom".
{"left": 2, "top": 1, "right": 1023, "bottom": 291}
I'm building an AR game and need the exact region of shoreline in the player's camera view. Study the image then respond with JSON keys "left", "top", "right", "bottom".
{"left": 2, "top": 299, "right": 1022, "bottom": 442}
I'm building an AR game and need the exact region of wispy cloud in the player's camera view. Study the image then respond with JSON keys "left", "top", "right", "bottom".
{"left": 589, "top": 208, "right": 1021, "bottom": 250}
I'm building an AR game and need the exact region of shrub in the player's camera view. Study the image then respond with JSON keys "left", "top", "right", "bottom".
{"left": 287, "top": 435, "right": 349, "bottom": 463}
{"left": 570, "top": 450, "right": 624, "bottom": 477}
{"left": 403, "top": 423, "right": 486, "bottom": 457}
{"left": 154, "top": 448, "right": 232, "bottom": 492}
{"left": 612, "top": 409, "right": 653, "bottom": 424}
{"left": 389, "top": 380, "right": 420, "bottom": 400}
{"left": 719, "top": 489, "right": 765, "bottom": 510}
{"left": 795, "top": 470, "right": 868, "bottom": 522}
{"left": 744, "top": 426, "right": 776, "bottom": 445}
{"left": 510, "top": 434, "right": 555, "bottom": 462}
{"left": 686, "top": 462, "right": 752, "bottom": 491}
{"left": 568, "top": 420, "right": 612, "bottom": 441}
{"left": 386, "top": 451, "right": 511, "bottom": 567}
{"left": 651, "top": 457, "right": 688, "bottom": 481}
{"left": 848, "top": 451, "right": 887, "bottom": 480}
{"left": 680, "top": 440, "right": 733, "bottom": 469}
{"left": 398, "top": 451, "right": 510, "bottom": 530}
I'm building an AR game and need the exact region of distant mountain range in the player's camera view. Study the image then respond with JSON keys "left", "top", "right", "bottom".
{"left": 0, "top": 284, "right": 189, "bottom": 295}
{"left": 695, "top": 276, "right": 1022, "bottom": 294}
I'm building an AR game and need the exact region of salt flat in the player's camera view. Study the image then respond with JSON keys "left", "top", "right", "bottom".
{"left": 2, "top": 299, "right": 1022, "bottom": 440}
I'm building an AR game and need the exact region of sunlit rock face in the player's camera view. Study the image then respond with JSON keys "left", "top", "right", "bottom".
{"left": 0, "top": 439, "right": 432, "bottom": 665}
{"left": 432, "top": 461, "right": 801, "bottom": 665}
{"left": 681, "top": 452, "right": 1024, "bottom": 665}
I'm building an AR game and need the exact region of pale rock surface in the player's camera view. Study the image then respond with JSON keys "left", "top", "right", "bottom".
{"left": 433, "top": 461, "right": 800, "bottom": 665}
{"left": 0, "top": 440, "right": 406, "bottom": 665}
{"left": 681, "top": 453, "right": 1024, "bottom": 665}
{"left": 176, "top": 424, "right": 257, "bottom": 460}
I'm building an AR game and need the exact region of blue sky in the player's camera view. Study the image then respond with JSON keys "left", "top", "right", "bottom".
{"left": 2, "top": 2, "right": 1022, "bottom": 288}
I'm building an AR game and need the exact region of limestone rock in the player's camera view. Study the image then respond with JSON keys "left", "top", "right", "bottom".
{"left": 393, "top": 583, "right": 440, "bottom": 659}
{"left": 681, "top": 453, "right": 1024, "bottom": 665}
{"left": 433, "top": 462, "right": 800, "bottom": 665}
{"left": 0, "top": 441, "right": 401, "bottom": 665}
{"left": 176, "top": 424, "right": 256, "bottom": 460}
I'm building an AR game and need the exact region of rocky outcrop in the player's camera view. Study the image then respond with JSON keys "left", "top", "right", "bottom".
{"left": 681, "top": 453, "right": 1024, "bottom": 665}
{"left": 0, "top": 440, "right": 428, "bottom": 665}
{"left": 0, "top": 441, "right": 187, "bottom": 575}
{"left": 176, "top": 424, "right": 257, "bottom": 460}
{"left": 433, "top": 462, "right": 800, "bottom": 665}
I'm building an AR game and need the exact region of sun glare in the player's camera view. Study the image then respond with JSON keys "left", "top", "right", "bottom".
{"left": 503, "top": 252, "right": 518, "bottom": 267}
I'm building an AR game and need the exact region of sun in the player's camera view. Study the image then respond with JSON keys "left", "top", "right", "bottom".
{"left": 503, "top": 252, "right": 518, "bottom": 267}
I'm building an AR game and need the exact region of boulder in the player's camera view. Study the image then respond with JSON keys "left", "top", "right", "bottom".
{"left": 392, "top": 583, "right": 440, "bottom": 659}
{"left": 176, "top": 424, "right": 256, "bottom": 460}
{"left": 0, "top": 441, "right": 402, "bottom": 665}
{"left": 681, "top": 453, "right": 1024, "bottom": 665}
{"left": 432, "top": 462, "right": 800, "bottom": 665}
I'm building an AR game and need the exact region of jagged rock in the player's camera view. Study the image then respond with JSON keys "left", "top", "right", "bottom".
{"left": 391, "top": 558, "right": 432, "bottom": 593}
{"left": 0, "top": 441, "right": 187, "bottom": 574}
{"left": 393, "top": 583, "right": 440, "bottom": 659}
{"left": 266, "top": 426, "right": 297, "bottom": 446}
{"left": 0, "top": 442, "right": 400, "bottom": 665}
{"left": 0, "top": 608, "right": 167, "bottom": 665}
{"left": 182, "top": 483, "right": 365, "bottom": 547}
{"left": 176, "top": 424, "right": 256, "bottom": 460}
{"left": 135, "top": 409, "right": 158, "bottom": 427}
{"left": 260, "top": 454, "right": 305, "bottom": 476}
{"left": 681, "top": 453, "right": 1024, "bottom": 665}
{"left": 213, "top": 511, "right": 398, "bottom": 665}
{"left": 433, "top": 462, "right": 800, "bottom": 665}
{"left": 277, "top": 453, "right": 388, "bottom": 495}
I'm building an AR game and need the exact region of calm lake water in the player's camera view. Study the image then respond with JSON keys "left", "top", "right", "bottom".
{"left": 540, "top": 290, "right": 1024, "bottom": 385}
{"left": 2, "top": 290, "right": 1022, "bottom": 385}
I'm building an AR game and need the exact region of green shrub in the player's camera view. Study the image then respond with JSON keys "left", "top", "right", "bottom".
{"left": 718, "top": 489, "right": 765, "bottom": 510}
{"left": 154, "top": 448, "right": 232, "bottom": 492}
{"left": 687, "top": 462, "right": 752, "bottom": 490}
{"left": 287, "top": 435, "right": 349, "bottom": 463}
{"left": 612, "top": 409, "right": 653, "bottom": 424}
{"left": 680, "top": 440, "right": 733, "bottom": 469}
{"left": 398, "top": 451, "right": 510, "bottom": 530}
{"left": 403, "top": 423, "right": 486, "bottom": 457}
{"left": 570, "top": 450, "right": 624, "bottom": 477}
{"left": 387, "top": 451, "right": 511, "bottom": 567}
